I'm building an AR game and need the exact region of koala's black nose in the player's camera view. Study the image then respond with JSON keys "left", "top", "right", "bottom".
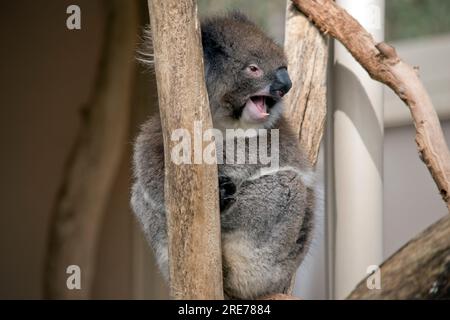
{"left": 270, "top": 68, "right": 292, "bottom": 98}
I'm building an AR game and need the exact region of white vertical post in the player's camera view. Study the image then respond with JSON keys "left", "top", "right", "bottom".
{"left": 330, "top": 0, "right": 385, "bottom": 299}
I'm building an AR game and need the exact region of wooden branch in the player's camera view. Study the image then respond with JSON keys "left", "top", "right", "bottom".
{"left": 261, "top": 293, "right": 301, "bottom": 300}
{"left": 284, "top": 2, "right": 328, "bottom": 167}
{"left": 147, "top": 0, "right": 224, "bottom": 299}
{"left": 291, "top": 0, "right": 450, "bottom": 211}
{"left": 348, "top": 215, "right": 450, "bottom": 299}
{"left": 44, "top": 0, "right": 139, "bottom": 298}
{"left": 282, "top": 1, "right": 328, "bottom": 297}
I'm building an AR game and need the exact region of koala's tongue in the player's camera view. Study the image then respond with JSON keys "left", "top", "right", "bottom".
{"left": 243, "top": 96, "right": 269, "bottom": 122}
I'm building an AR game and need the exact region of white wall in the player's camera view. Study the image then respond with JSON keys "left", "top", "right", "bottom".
{"left": 384, "top": 122, "right": 449, "bottom": 258}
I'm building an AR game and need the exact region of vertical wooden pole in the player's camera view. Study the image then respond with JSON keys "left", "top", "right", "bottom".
{"left": 284, "top": 1, "right": 328, "bottom": 297}
{"left": 147, "top": 0, "right": 224, "bottom": 299}
{"left": 332, "top": 0, "right": 385, "bottom": 299}
{"left": 284, "top": 2, "right": 328, "bottom": 167}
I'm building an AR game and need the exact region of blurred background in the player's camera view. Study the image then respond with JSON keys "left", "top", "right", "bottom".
{"left": 0, "top": 0, "right": 449, "bottom": 299}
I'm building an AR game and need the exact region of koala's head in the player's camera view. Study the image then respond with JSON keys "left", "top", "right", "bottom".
{"left": 201, "top": 12, "right": 291, "bottom": 132}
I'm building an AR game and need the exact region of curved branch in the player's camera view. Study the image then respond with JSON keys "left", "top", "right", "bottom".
{"left": 291, "top": 0, "right": 450, "bottom": 211}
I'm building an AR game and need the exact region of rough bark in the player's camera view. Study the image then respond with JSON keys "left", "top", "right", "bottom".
{"left": 147, "top": 0, "right": 224, "bottom": 299}
{"left": 284, "top": 2, "right": 328, "bottom": 167}
{"left": 292, "top": 0, "right": 450, "bottom": 211}
{"left": 281, "top": 1, "right": 329, "bottom": 297}
{"left": 348, "top": 215, "right": 450, "bottom": 299}
{"left": 44, "top": 0, "right": 139, "bottom": 299}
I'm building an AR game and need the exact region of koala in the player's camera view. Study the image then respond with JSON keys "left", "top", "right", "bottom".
{"left": 131, "top": 12, "right": 317, "bottom": 299}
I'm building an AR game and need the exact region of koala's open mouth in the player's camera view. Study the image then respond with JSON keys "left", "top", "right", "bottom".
{"left": 241, "top": 95, "right": 278, "bottom": 123}
{"left": 252, "top": 95, "right": 278, "bottom": 109}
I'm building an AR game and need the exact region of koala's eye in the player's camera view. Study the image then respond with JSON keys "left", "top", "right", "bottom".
{"left": 245, "top": 64, "right": 263, "bottom": 77}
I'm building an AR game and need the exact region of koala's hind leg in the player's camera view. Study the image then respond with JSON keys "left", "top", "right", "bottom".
{"left": 220, "top": 169, "right": 315, "bottom": 299}
{"left": 131, "top": 182, "right": 169, "bottom": 280}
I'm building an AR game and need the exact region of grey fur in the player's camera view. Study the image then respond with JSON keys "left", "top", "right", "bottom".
{"left": 131, "top": 12, "right": 316, "bottom": 299}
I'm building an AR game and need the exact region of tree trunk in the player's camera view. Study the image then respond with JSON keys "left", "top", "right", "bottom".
{"left": 147, "top": 0, "right": 224, "bottom": 300}
{"left": 281, "top": 1, "right": 329, "bottom": 297}
{"left": 44, "top": 0, "right": 139, "bottom": 299}
{"left": 284, "top": 1, "right": 328, "bottom": 167}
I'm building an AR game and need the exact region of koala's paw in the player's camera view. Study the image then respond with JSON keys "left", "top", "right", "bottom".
{"left": 219, "top": 174, "right": 236, "bottom": 211}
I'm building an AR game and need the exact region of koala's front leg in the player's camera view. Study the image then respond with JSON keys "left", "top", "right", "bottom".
{"left": 219, "top": 169, "right": 315, "bottom": 299}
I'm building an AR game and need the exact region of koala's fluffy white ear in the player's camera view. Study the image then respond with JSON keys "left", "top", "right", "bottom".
{"left": 227, "top": 10, "right": 254, "bottom": 25}
{"left": 139, "top": 24, "right": 210, "bottom": 78}
{"left": 136, "top": 25, "right": 154, "bottom": 67}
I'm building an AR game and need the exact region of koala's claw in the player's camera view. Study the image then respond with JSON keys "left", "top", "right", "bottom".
{"left": 219, "top": 175, "right": 236, "bottom": 210}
